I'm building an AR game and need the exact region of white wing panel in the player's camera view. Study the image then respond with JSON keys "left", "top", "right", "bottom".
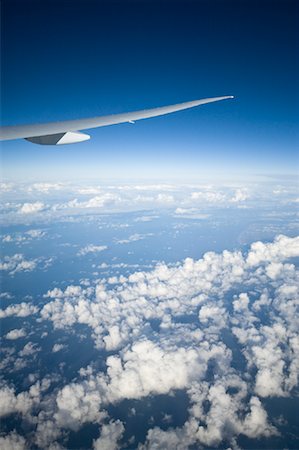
{"left": 0, "top": 96, "right": 234, "bottom": 143}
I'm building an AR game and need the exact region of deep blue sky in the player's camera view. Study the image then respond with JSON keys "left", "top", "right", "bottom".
{"left": 1, "top": 0, "right": 298, "bottom": 181}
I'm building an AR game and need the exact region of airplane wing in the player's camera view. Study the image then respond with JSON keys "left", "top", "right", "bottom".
{"left": 0, "top": 95, "right": 234, "bottom": 145}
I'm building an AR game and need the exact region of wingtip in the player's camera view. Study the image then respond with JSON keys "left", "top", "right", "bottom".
{"left": 217, "top": 95, "right": 234, "bottom": 100}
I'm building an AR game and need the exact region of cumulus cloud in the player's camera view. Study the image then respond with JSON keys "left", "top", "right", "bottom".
{"left": 0, "top": 387, "right": 32, "bottom": 419}
{"left": 50, "top": 338, "right": 229, "bottom": 437}
{"left": 41, "top": 236, "right": 298, "bottom": 361}
{"left": 76, "top": 186, "right": 102, "bottom": 195}
{"left": 2, "top": 234, "right": 25, "bottom": 243}
{"left": 230, "top": 188, "right": 249, "bottom": 202}
{"left": 37, "top": 235, "right": 299, "bottom": 447}
{"left": 28, "top": 183, "right": 65, "bottom": 193}
{"left": 44, "top": 285, "right": 85, "bottom": 299}
{"left": 2, "top": 229, "right": 46, "bottom": 244}
{"left": 141, "top": 383, "right": 277, "bottom": 449}
{"left": 0, "top": 376, "right": 51, "bottom": 450}
{"left": 156, "top": 193, "right": 174, "bottom": 203}
{"left": 116, "top": 233, "right": 153, "bottom": 245}
{"left": 0, "top": 254, "right": 37, "bottom": 275}
{"left": 19, "top": 342, "right": 41, "bottom": 357}
{"left": 2, "top": 180, "right": 297, "bottom": 228}
{"left": 0, "top": 302, "right": 38, "bottom": 319}
{"left": 54, "top": 380, "right": 106, "bottom": 430}
{"left": 191, "top": 191, "right": 226, "bottom": 203}
{"left": 122, "top": 184, "right": 175, "bottom": 191}
{"left": 5, "top": 328, "right": 27, "bottom": 340}
{"left": 52, "top": 344, "right": 66, "bottom": 353}
{"left": 93, "top": 420, "right": 124, "bottom": 450}
{"left": 19, "top": 202, "right": 45, "bottom": 214}
{"left": 77, "top": 244, "right": 108, "bottom": 256}
{"left": 2, "top": 234, "right": 298, "bottom": 449}
{"left": 198, "top": 303, "right": 227, "bottom": 329}
{"left": 0, "top": 253, "right": 52, "bottom": 276}
{"left": 0, "top": 432, "right": 27, "bottom": 450}
{"left": 103, "top": 340, "right": 215, "bottom": 400}
{"left": 134, "top": 215, "right": 159, "bottom": 222}
{"left": 246, "top": 234, "right": 299, "bottom": 266}
{"left": 190, "top": 188, "right": 249, "bottom": 204}
{"left": 174, "top": 207, "right": 209, "bottom": 219}
{"left": 0, "top": 182, "right": 14, "bottom": 193}
{"left": 26, "top": 229, "right": 46, "bottom": 239}
{"left": 233, "top": 292, "right": 250, "bottom": 312}
{"left": 66, "top": 193, "right": 120, "bottom": 209}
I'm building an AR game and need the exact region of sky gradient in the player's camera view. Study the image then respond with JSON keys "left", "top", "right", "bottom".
{"left": 1, "top": 0, "right": 298, "bottom": 181}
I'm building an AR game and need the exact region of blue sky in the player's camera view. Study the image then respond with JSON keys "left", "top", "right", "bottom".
{"left": 1, "top": 0, "right": 298, "bottom": 181}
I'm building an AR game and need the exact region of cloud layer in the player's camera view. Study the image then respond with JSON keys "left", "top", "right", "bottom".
{"left": 1, "top": 233, "right": 298, "bottom": 449}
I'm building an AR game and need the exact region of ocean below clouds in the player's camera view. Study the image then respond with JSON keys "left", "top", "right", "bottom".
{"left": 0, "top": 179, "right": 298, "bottom": 450}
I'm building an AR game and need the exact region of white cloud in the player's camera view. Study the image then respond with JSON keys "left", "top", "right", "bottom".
{"left": 26, "top": 229, "right": 46, "bottom": 239}
{"left": 241, "top": 396, "right": 277, "bottom": 438}
{"left": 233, "top": 292, "right": 250, "bottom": 312}
{"left": 2, "top": 233, "right": 298, "bottom": 449}
{"left": 52, "top": 344, "right": 66, "bottom": 353}
{"left": 66, "top": 193, "right": 120, "bottom": 209}
{"left": 19, "top": 202, "right": 45, "bottom": 214}
{"left": 0, "top": 182, "right": 14, "bottom": 193}
{"left": 2, "top": 229, "right": 46, "bottom": 244}
{"left": 54, "top": 380, "right": 106, "bottom": 430}
{"left": 45, "top": 285, "right": 84, "bottom": 299}
{"left": 0, "top": 432, "right": 27, "bottom": 450}
{"left": 198, "top": 303, "right": 227, "bottom": 329}
{"left": 230, "top": 188, "right": 249, "bottom": 203}
{"left": 103, "top": 340, "right": 213, "bottom": 400}
{"left": 252, "top": 290, "right": 271, "bottom": 311}
{"left": 0, "top": 292, "right": 13, "bottom": 300}
{"left": 246, "top": 234, "right": 299, "bottom": 266}
{"left": 78, "top": 244, "right": 108, "bottom": 256}
{"left": 5, "top": 328, "right": 27, "bottom": 340}
{"left": 191, "top": 191, "right": 226, "bottom": 203}
{"left": 77, "top": 186, "right": 102, "bottom": 195}
{"left": 93, "top": 420, "right": 124, "bottom": 450}
{"left": 0, "top": 302, "right": 38, "bottom": 318}
{"left": 50, "top": 339, "right": 229, "bottom": 436}
{"left": 41, "top": 236, "right": 299, "bottom": 363}
{"left": 121, "top": 184, "right": 175, "bottom": 191}
{"left": 190, "top": 188, "right": 249, "bottom": 204}
{"left": 0, "top": 385, "right": 34, "bottom": 418}
{"left": 38, "top": 232, "right": 299, "bottom": 448}
{"left": 28, "top": 183, "right": 65, "bottom": 193}
{"left": 34, "top": 420, "right": 63, "bottom": 449}
{"left": 141, "top": 379, "right": 277, "bottom": 449}
{"left": 0, "top": 377, "right": 51, "bottom": 441}
{"left": 116, "top": 233, "right": 152, "bottom": 245}
{"left": 19, "top": 342, "right": 41, "bottom": 357}
{"left": 156, "top": 193, "right": 174, "bottom": 203}
{"left": 2, "top": 180, "right": 297, "bottom": 225}
{"left": 174, "top": 207, "right": 209, "bottom": 219}
{"left": 134, "top": 215, "right": 159, "bottom": 222}
{"left": 0, "top": 254, "right": 37, "bottom": 275}
{"left": 2, "top": 234, "right": 24, "bottom": 243}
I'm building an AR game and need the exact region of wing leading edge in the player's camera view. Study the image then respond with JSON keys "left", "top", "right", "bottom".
{"left": 0, "top": 95, "right": 234, "bottom": 145}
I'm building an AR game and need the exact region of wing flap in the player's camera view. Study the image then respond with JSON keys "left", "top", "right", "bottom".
{"left": 25, "top": 131, "right": 90, "bottom": 145}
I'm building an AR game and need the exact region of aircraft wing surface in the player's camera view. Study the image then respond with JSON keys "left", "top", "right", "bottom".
{"left": 0, "top": 95, "right": 234, "bottom": 145}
